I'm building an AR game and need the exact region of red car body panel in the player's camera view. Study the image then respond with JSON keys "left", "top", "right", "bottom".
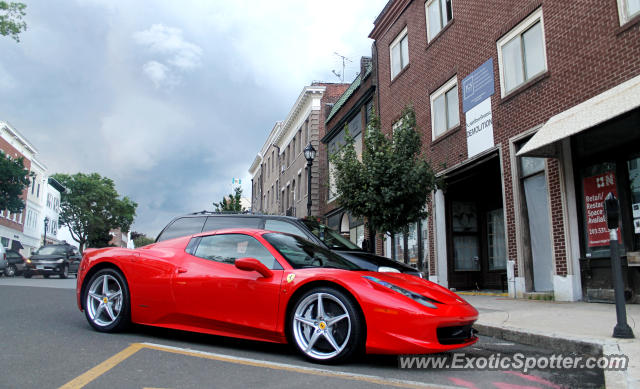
{"left": 77, "top": 228, "right": 478, "bottom": 354}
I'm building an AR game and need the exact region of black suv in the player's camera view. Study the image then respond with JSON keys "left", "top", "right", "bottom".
{"left": 24, "top": 244, "right": 81, "bottom": 279}
{"left": 156, "top": 212, "right": 421, "bottom": 276}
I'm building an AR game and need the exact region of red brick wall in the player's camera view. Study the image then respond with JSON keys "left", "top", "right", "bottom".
{"left": 0, "top": 136, "right": 30, "bottom": 233}
{"left": 371, "top": 0, "right": 640, "bottom": 277}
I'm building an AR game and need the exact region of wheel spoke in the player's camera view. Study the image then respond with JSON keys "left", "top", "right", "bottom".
{"left": 323, "top": 331, "right": 341, "bottom": 352}
{"left": 305, "top": 330, "right": 322, "bottom": 353}
{"left": 102, "top": 275, "right": 109, "bottom": 295}
{"left": 95, "top": 303, "right": 105, "bottom": 318}
{"left": 295, "top": 315, "right": 316, "bottom": 327}
{"left": 105, "top": 304, "right": 116, "bottom": 321}
{"left": 109, "top": 290, "right": 122, "bottom": 300}
{"left": 89, "top": 292, "right": 103, "bottom": 302}
{"left": 316, "top": 294, "right": 325, "bottom": 318}
{"left": 326, "top": 313, "right": 348, "bottom": 327}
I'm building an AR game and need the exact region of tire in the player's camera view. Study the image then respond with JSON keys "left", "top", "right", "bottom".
{"left": 82, "top": 268, "right": 130, "bottom": 332}
{"left": 289, "top": 287, "right": 363, "bottom": 364}
{"left": 60, "top": 265, "right": 69, "bottom": 279}
{"left": 5, "top": 265, "right": 16, "bottom": 277}
{"left": 43, "top": 274, "right": 50, "bottom": 279}
{"left": 24, "top": 271, "right": 32, "bottom": 279}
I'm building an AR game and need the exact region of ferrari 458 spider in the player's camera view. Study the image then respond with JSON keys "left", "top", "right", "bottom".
{"left": 77, "top": 228, "right": 478, "bottom": 363}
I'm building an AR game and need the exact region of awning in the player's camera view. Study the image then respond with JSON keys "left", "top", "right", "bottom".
{"left": 517, "top": 74, "right": 640, "bottom": 158}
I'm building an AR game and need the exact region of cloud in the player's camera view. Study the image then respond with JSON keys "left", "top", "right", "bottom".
{"left": 133, "top": 24, "right": 203, "bottom": 87}
{"left": 141, "top": 60, "right": 173, "bottom": 88}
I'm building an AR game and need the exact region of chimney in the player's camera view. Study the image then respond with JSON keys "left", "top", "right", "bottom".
{"left": 360, "top": 56, "right": 372, "bottom": 78}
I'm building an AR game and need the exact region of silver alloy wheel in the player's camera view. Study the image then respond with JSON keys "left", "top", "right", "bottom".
{"left": 5, "top": 265, "right": 16, "bottom": 277}
{"left": 86, "top": 274, "right": 124, "bottom": 327}
{"left": 292, "top": 292, "right": 351, "bottom": 360}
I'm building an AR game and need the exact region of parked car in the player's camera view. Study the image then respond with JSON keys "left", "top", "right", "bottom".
{"left": 4, "top": 249, "right": 26, "bottom": 277}
{"left": 0, "top": 245, "right": 6, "bottom": 275}
{"left": 24, "top": 243, "right": 81, "bottom": 279}
{"left": 155, "top": 212, "right": 422, "bottom": 276}
{"left": 78, "top": 228, "right": 478, "bottom": 363}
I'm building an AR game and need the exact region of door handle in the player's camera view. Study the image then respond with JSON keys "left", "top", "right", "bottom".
{"left": 177, "top": 267, "right": 187, "bottom": 274}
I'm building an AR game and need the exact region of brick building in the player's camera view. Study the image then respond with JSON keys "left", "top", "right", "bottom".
{"left": 369, "top": 0, "right": 640, "bottom": 301}
{"left": 249, "top": 83, "right": 349, "bottom": 218}
{"left": 321, "top": 57, "right": 379, "bottom": 249}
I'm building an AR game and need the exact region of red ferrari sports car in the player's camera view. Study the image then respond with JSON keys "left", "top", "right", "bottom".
{"left": 76, "top": 228, "right": 478, "bottom": 363}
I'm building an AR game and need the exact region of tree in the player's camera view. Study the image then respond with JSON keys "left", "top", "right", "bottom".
{"left": 52, "top": 172, "right": 138, "bottom": 252}
{"left": 131, "top": 231, "right": 155, "bottom": 247}
{"left": 0, "top": 2, "right": 27, "bottom": 42}
{"left": 0, "top": 151, "right": 32, "bottom": 213}
{"left": 214, "top": 186, "right": 245, "bottom": 212}
{"left": 330, "top": 105, "right": 439, "bottom": 236}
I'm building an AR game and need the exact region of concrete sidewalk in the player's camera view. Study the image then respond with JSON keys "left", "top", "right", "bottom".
{"left": 465, "top": 295, "right": 640, "bottom": 388}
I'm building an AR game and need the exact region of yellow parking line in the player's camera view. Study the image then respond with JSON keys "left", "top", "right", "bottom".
{"left": 58, "top": 343, "right": 144, "bottom": 389}
{"left": 60, "top": 342, "right": 452, "bottom": 389}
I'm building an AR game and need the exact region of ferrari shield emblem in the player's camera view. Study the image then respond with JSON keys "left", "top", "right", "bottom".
{"left": 286, "top": 273, "right": 295, "bottom": 283}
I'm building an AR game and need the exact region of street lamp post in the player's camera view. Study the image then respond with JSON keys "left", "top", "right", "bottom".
{"left": 43, "top": 217, "right": 49, "bottom": 246}
{"left": 303, "top": 143, "right": 316, "bottom": 217}
{"left": 604, "top": 193, "right": 634, "bottom": 339}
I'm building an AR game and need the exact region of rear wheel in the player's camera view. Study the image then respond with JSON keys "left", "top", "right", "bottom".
{"left": 83, "top": 268, "right": 130, "bottom": 332}
{"left": 290, "top": 287, "right": 363, "bottom": 364}
{"left": 5, "top": 265, "right": 16, "bottom": 277}
{"left": 24, "top": 271, "right": 32, "bottom": 279}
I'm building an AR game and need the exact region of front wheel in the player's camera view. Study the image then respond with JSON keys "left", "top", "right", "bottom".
{"left": 24, "top": 271, "right": 32, "bottom": 279}
{"left": 83, "top": 268, "right": 130, "bottom": 332}
{"left": 60, "top": 265, "right": 69, "bottom": 279}
{"left": 290, "top": 287, "right": 363, "bottom": 364}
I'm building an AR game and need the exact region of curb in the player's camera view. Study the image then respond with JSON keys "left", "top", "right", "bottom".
{"left": 474, "top": 324, "right": 628, "bottom": 388}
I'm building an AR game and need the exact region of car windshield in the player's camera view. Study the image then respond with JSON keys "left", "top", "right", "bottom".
{"left": 301, "top": 219, "right": 361, "bottom": 250}
{"left": 263, "top": 233, "right": 363, "bottom": 270}
{"left": 36, "top": 246, "right": 66, "bottom": 255}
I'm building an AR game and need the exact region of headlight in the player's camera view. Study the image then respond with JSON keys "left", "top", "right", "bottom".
{"left": 57, "top": 259, "right": 64, "bottom": 263}
{"left": 378, "top": 266, "right": 401, "bottom": 273}
{"left": 363, "top": 276, "right": 440, "bottom": 309}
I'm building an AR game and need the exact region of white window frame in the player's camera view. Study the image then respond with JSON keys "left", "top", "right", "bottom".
{"left": 389, "top": 26, "right": 409, "bottom": 80}
{"left": 497, "top": 8, "right": 547, "bottom": 98}
{"left": 617, "top": 0, "right": 640, "bottom": 25}
{"left": 430, "top": 76, "right": 459, "bottom": 140}
{"left": 425, "top": 0, "right": 453, "bottom": 42}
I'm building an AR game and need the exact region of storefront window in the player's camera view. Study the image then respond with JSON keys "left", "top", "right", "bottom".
{"left": 487, "top": 208, "right": 507, "bottom": 270}
{"left": 349, "top": 224, "right": 365, "bottom": 248}
{"left": 407, "top": 223, "right": 419, "bottom": 265}
{"left": 628, "top": 157, "right": 640, "bottom": 249}
{"left": 393, "top": 233, "right": 404, "bottom": 262}
{"left": 421, "top": 218, "right": 429, "bottom": 271}
{"left": 581, "top": 162, "right": 624, "bottom": 258}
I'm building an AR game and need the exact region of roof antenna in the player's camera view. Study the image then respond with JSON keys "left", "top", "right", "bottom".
{"left": 332, "top": 52, "right": 352, "bottom": 83}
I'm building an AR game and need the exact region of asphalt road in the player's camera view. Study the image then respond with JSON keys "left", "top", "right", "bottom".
{"left": 0, "top": 276, "right": 604, "bottom": 389}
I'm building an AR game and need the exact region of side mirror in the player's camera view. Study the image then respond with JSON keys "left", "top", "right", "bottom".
{"left": 235, "top": 257, "right": 273, "bottom": 278}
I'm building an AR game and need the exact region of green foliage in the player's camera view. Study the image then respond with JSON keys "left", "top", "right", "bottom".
{"left": 330, "top": 105, "right": 439, "bottom": 235}
{"left": 214, "top": 186, "right": 245, "bottom": 212}
{"left": 0, "top": 2, "right": 27, "bottom": 42}
{"left": 52, "top": 172, "right": 138, "bottom": 251}
{"left": 131, "top": 231, "right": 155, "bottom": 247}
{"left": 0, "top": 151, "right": 32, "bottom": 213}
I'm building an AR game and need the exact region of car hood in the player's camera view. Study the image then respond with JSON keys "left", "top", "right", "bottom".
{"left": 362, "top": 271, "right": 468, "bottom": 305}
{"left": 30, "top": 254, "right": 64, "bottom": 261}
{"left": 335, "top": 250, "right": 420, "bottom": 273}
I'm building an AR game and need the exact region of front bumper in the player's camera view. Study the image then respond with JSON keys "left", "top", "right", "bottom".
{"left": 25, "top": 263, "right": 65, "bottom": 274}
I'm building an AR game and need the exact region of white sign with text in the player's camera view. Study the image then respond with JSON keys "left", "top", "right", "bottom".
{"left": 465, "top": 97, "right": 494, "bottom": 158}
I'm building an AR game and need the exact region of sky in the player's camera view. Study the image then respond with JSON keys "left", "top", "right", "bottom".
{"left": 0, "top": 0, "right": 388, "bottom": 238}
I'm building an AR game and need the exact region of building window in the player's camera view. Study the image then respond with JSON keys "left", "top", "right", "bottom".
{"left": 617, "top": 0, "right": 640, "bottom": 24}
{"left": 497, "top": 8, "right": 547, "bottom": 96}
{"left": 297, "top": 173, "right": 302, "bottom": 200}
{"left": 389, "top": 27, "right": 409, "bottom": 79}
{"left": 425, "top": 0, "right": 452, "bottom": 42}
{"left": 430, "top": 76, "right": 459, "bottom": 139}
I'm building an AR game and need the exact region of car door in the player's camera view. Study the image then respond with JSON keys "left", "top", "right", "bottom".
{"left": 173, "top": 233, "right": 284, "bottom": 340}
